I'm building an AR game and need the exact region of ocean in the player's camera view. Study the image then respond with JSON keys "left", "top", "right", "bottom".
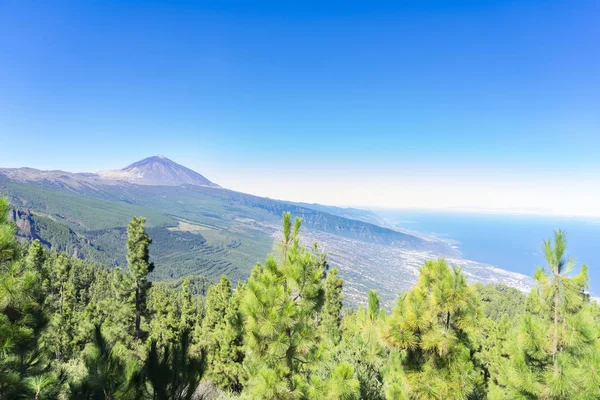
{"left": 373, "top": 209, "right": 600, "bottom": 295}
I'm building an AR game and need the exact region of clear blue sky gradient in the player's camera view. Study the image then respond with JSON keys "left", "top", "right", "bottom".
{"left": 1, "top": 0, "right": 599, "bottom": 212}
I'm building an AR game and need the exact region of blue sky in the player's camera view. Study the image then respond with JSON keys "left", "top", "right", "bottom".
{"left": 1, "top": 0, "right": 599, "bottom": 214}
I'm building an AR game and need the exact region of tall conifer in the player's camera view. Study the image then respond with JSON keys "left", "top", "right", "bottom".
{"left": 321, "top": 267, "right": 344, "bottom": 345}
{"left": 491, "top": 231, "right": 600, "bottom": 399}
{"left": 241, "top": 212, "right": 327, "bottom": 398}
{"left": 126, "top": 217, "right": 154, "bottom": 342}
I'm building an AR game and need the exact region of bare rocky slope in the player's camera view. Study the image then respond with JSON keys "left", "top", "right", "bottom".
{"left": 98, "top": 155, "right": 220, "bottom": 187}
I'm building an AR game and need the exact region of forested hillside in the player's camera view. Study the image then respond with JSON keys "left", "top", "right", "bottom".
{"left": 0, "top": 160, "right": 534, "bottom": 307}
{"left": 0, "top": 169, "right": 447, "bottom": 289}
{"left": 1, "top": 197, "right": 599, "bottom": 399}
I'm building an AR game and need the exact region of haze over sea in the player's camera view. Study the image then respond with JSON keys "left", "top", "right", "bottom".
{"left": 374, "top": 209, "right": 600, "bottom": 295}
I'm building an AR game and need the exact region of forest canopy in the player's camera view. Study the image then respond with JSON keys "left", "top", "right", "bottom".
{"left": 0, "top": 197, "right": 598, "bottom": 399}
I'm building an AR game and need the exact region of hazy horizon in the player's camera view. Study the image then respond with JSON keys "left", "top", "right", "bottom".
{"left": 3, "top": 153, "right": 600, "bottom": 218}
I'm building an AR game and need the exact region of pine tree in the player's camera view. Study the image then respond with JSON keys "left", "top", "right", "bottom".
{"left": 382, "top": 259, "right": 482, "bottom": 400}
{"left": 143, "top": 329, "right": 205, "bottom": 400}
{"left": 0, "top": 199, "right": 49, "bottom": 398}
{"left": 321, "top": 268, "right": 344, "bottom": 345}
{"left": 126, "top": 217, "right": 154, "bottom": 343}
{"left": 89, "top": 266, "right": 136, "bottom": 351}
{"left": 241, "top": 212, "right": 328, "bottom": 399}
{"left": 0, "top": 197, "right": 19, "bottom": 266}
{"left": 307, "top": 363, "right": 361, "bottom": 400}
{"left": 491, "top": 231, "right": 600, "bottom": 399}
{"left": 4, "top": 189, "right": 600, "bottom": 400}
{"left": 335, "top": 290, "right": 386, "bottom": 400}
{"left": 200, "top": 275, "right": 232, "bottom": 339}
{"left": 54, "top": 253, "right": 71, "bottom": 318}
{"left": 50, "top": 253, "right": 74, "bottom": 359}
{"left": 179, "top": 278, "right": 197, "bottom": 332}
{"left": 24, "top": 373, "right": 62, "bottom": 400}
{"left": 367, "top": 290, "right": 380, "bottom": 322}
{"left": 70, "top": 325, "right": 142, "bottom": 400}
{"left": 148, "top": 286, "right": 181, "bottom": 347}
{"left": 24, "top": 239, "right": 46, "bottom": 273}
{"left": 207, "top": 282, "right": 247, "bottom": 392}
{"left": 193, "top": 274, "right": 231, "bottom": 361}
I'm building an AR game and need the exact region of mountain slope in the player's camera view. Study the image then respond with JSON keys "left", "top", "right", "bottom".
{"left": 0, "top": 155, "right": 219, "bottom": 189}
{"left": 284, "top": 201, "right": 391, "bottom": 227}
{"left": 98, "top": 155, "right": 220, "bottom": 187}
{"left": 0, "top": 157, "right": 532, "bottom": 306}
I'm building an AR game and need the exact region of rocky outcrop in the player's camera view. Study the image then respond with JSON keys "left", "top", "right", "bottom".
{"left": 8, "top": 207, "right": 38, "bottom": 240}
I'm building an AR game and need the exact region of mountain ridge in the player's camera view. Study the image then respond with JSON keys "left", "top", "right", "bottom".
{"left": 0, "top": 155, "right": 220, "bottom": 189}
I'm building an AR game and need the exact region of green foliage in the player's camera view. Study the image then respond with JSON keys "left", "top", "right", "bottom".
{"left": 143, "top": 330, "right": 205, "bottom": 400}
{"left": 0, "top": 200, "right": 48, "bottom": 398}
{"left": 241, "top": 212, "right": 329, "bottom": 398}
{"left": 0, "top": 176, "right": 277, "bottom": 285}
{"left": 161, "top": 274, "right": 211, "bottom": 296}
{"left": 70, "top": 325, "right": 142, "bottom": 400}
{"left": 475, "top": 283, "right": 526, "bottom": 321}
{"left": 0, "top": 197, "right": 20, "bottom": 265}
{"left": 321, "top": 267, "right": 344, "bottom": 344}
{"left": 491, "top": 231, "right": 600, "bottom": 399}
{"left": 192, "top": 275, "right": 245, "bottom": 391}
{"left": 1, "top": 197, "right": 599, "bottom": 400}
{"left": 367, "top": 289, "right": 380, "bottom": 322}
{"left": 127, "top": 217, "right": 155, "bottom": 342}
{"left": 147, "top": 285, "right": 183, "bottom": 347}
{"left": 382, "top": 259, "right": 482, "bottom": 399}
{"left": 307, "top": 362, "right": 361, "bottom": 400}
{"left": 202, "top": 280, "right": 247, "bottom": 392}
{"left": 335, "top": 291, "right": 387, "bottom": 399}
